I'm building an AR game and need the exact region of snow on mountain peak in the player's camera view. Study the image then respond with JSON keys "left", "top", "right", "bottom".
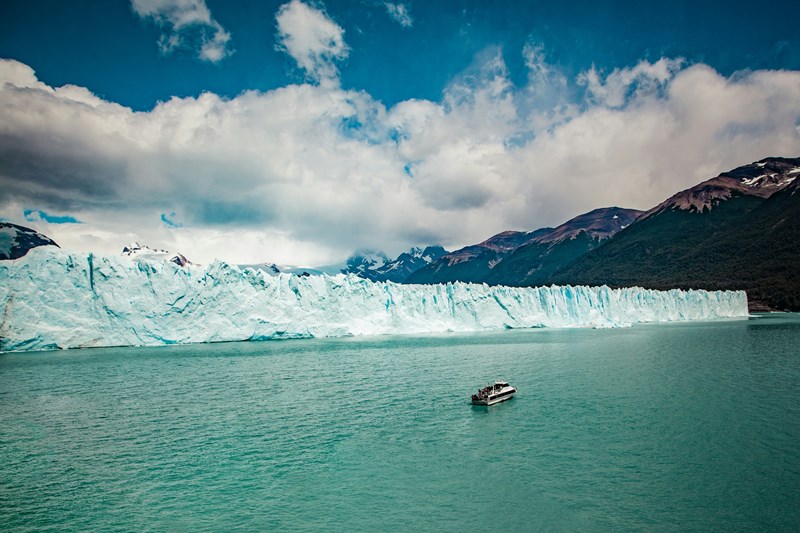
{"left": 121, "top": 242, "right": 191, "bottom": 267}
{"left": 343, "top": 249, "right": 390, "bottom": 274}
{"left": 339, "top": 245, "right": 448, "bottom": 283}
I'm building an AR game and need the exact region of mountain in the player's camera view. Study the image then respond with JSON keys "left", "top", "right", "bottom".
{"left": 240, "top": 246, "right": 448, "bottom": 281}
{"left": 239, "top": 262, "right": 329, "bottom": 276}
{"left": 485, "top": 207, "right": 643, "bottom": 286}
{"left": 238, "top": 262, "right": 283, "bottom": 276}
{"left": 369, "top": 246, "right": 448, "bottom": 282}
{"left": 550, "top": 157, "right": 800, "bottom": 310}
{"left": 645, "top": 157, "right": 799, "bottom": 215}
{"left": 339, "top": 249, "right": 390, "bottom": 280}
{"left": 328, "top": 246, "right": 447, "bottom": 282}
{"left": 406, "top": 229, "right": 551, "bottom": 284}
{"left": 406, "top": 207, "right": 641, "bottom": 285}
{"left": 121, "top": 242, "right": 191, "bottom": 267}
{"left": 0, "top": 222, "right": 59, "bottom": 260}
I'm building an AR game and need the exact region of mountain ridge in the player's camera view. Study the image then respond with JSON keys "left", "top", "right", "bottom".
{"left": 644, "top": 157, "right": 799, "bottom": 217}
{"left": 407, "top": 207, "right": 641, "bottom": 285}
{"left": 549, "top": 156, "right": 800, "bottom": 310}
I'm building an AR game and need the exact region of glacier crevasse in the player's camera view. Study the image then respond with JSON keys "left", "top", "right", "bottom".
{"left": 1, "top": 247, "right": 749, "bottom": 352}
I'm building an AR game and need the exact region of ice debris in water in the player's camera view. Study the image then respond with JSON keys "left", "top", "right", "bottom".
{"left": 0, "top": 247, "right": 748, "bottom": 351}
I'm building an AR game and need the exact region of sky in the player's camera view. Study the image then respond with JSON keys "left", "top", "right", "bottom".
{"left": 1, "top": 0, "right": 799, "bottom": 265}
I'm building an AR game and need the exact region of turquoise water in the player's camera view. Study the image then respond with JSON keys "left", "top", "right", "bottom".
{"left": 2, "top": 315, "right": 799, "bottom": 531}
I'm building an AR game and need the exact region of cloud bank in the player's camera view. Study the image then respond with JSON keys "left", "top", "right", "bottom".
{"left": 1, "top": 2, "right": 800, "bottom": 265}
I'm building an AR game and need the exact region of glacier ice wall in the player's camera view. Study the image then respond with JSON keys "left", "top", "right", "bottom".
{"left": 1, "top": 247, "right": 749, "bottom": 352}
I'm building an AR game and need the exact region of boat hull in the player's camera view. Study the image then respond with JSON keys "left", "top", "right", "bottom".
{"left": 472, "top": 388, "right": 516, "bottom": 406}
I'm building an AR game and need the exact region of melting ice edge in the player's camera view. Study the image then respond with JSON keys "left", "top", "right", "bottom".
{"left": 1, "top": 247, "right": 749, "bottom": 352}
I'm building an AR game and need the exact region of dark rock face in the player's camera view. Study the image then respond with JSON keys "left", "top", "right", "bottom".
{"left": 0, "top": 223, "right": 59, "bottom": 260}
{"left": 170, "top": 253, "right": 191, "bottom": 267}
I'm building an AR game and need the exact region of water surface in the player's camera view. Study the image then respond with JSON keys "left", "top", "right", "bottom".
{"left": 2, "top": 314, "right": 799, "bottom": 531}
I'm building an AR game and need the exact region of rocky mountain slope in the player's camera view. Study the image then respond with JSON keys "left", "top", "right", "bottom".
{"left": 407, "top": 207, "right": 641, "bottom": 285}
{"left": 484, "top": 207, "right": 642, "bottom": 286}
{"left": 405, "top": 229, "right": 552, "bottom": 284}
{"left": 551, "top": 157, "right": 800, "bottom": 310}
{"left": 0, "top": 222, "right": 59, "bottom": 260}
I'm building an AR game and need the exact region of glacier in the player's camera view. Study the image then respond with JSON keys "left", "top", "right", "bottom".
{"left": 1, "top": 246, "right": 748, "bottom": 352}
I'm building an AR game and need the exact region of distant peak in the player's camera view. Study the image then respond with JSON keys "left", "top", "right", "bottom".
{"left": 339, "top": 244, "right": 448, "bottom": 282}
{"left": 121, "top": 242, "right": 191, "bottom": 267}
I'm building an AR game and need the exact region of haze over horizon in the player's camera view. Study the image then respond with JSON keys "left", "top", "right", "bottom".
{"left": 1, "top": 0, "right": 799, "bottom": 265}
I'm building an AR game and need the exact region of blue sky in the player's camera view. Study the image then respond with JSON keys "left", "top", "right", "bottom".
{"left": 1, "top": 0, "right": 799, "bottom": 264}
{"left": 3, "top": 0, "right": 799, "bottom": 111}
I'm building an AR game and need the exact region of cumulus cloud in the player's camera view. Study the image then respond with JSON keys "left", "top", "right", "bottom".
{"left": 276, "top": 0, "right": 349, "bottom": 86}
{"left": 578, "top": 58, "right": 684, "bottom": 108}
{"left": 1, "top": 52, "right": 799, "bottom": 265}
{"left": 131, "top": 0, "right": 233, "bottom": 62}
{"left": 384, "top": 3, "right": 413, "bottom": 28}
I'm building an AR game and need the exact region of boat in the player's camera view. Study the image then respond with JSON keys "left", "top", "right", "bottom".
{"left": 471, "top": 381, "right": 516, "bottom": 405}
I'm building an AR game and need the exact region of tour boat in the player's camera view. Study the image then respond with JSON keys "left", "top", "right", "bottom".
{"left": 471, "top": 381, "right": 516, "bottom": 405}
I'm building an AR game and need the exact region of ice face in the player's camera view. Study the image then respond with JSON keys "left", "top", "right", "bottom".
{"left": 0, "top": 247, "right": 749, "bottom": 352}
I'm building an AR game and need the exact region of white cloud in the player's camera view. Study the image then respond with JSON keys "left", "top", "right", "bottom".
{"left": 578, "top": 58, "right": 684, "bottom": 107}
{"left": 275, "top": 0, "right": 349, "bottom": 87}
{"left": 1, "top": 53, "right": 799, "bottom": 266}
{"left": 198, "top": 22, "right": 232, "bottom": 62}
{"left": 384, "top": 3, "right": 413, "bottom": 28}
{"left": 523, "top": 42, "right": 557, "bottom": 83}
{"left": 518, "top": 41, "right": 575, "bottom": 130}
{"left": 131, "top": 0, "right": 232, "bottom": 62}
{"left": 0, "top": 60, "right": 49, "bottom": 90}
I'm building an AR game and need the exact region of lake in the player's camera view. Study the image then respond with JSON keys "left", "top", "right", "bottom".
{"left": 2, "top": 314, "right": 799, "bottom": 531}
